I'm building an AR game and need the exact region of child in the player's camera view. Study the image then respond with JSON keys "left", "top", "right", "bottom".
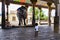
{"left": 35, "top": 23, "right": 39, "bottom": 37}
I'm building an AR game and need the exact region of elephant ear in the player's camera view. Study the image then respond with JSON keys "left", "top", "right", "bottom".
{"left": 20, "top": 6, "right": 27, "bottom": 19}
{"left": 17, "top": 7, "right": 23, "bottom": 17}
{"left": 23, "top": 9, "right": 27, "bottom": 19}
{"left": 17, "top": 7, "right": 22, "bottom": 13}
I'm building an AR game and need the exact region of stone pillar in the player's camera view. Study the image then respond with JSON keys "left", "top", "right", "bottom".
{"left": 32, "top": 4, "right": 35, "bottom": 26}
{"left": 58, "top": 0, "right": 60, "bottom": 33}
{"left": 54, "top": 4, "right": 59, "bottom": 33}
{"left": 30, "top": 0, "right": 37, "bottom": 26}
{"left": 5, "top": 0, "right": 10, "bottom": 22}
{"left": 2, "top": 0, "right": 5, "bottom": 29}
{"left": 54, "top": 0, "right": 59, "bottom": 33}
{"left": 58, "top": 4, "right": 60, "bottom": 33}
{"left": 47, "top": 2, "right": 52, "bottom": 26}
{"left": 6, "top": 5, "right": 9, "bottom": 21}
{"left": 25, "top": 5, "right": 28, "bottom": 25}
{"left": 38, "top": 7, "right": 41, "bottom": 25}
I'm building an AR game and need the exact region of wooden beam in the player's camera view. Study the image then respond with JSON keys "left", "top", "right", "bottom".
{"left": 41, "top": 0, "right": 54, "bottom": 3}
{"left": 0, "top": 0, "right": 55, "bottom": 9}
{"left": 0, "top": 0, "right": 1, "bottom": 1}
{"left": 10, "top": 1, "right": 55, "bottom": 9}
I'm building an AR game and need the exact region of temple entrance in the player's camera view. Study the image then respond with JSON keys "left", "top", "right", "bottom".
{"left": 0, "top": 0, "right": 56, "bottom": 28}
{"left": 0, "top": 3, "right": 55, "bottom": 27}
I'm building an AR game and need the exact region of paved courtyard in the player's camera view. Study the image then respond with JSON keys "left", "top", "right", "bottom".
{"left": 0, "top": 25, "right": 60, "bottom": 40}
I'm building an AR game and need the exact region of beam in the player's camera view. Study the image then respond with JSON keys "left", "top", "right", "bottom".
{"left": 41, "top": 0, "right": 54, "bottom": 3}
{"left": 10, "top": 1, "right": 55, "bottom": 9}
{"left": 0, "top": 0, "right": 55, "bottom": 9}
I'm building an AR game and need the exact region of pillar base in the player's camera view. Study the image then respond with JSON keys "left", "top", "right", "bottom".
{"left": 2, "top": 27, "right": 6, "bottom": 29}
{"left": 54, "top": 16, "right": 59, "bottom": 33}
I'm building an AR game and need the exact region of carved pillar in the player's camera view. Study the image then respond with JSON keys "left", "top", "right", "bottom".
{"left": 2, "top": 0, "right": 5, "bottom": 29}
{"left": 58, "top": 0, "right": 60, "bottom": 33}
{"left": 47, "top": 2, "right": 52, "bottom": 26}
{"left": 54, "top": 3, "right": 59, "bottom": 33}
{"left": 25, "top": 5, "right": 28, "bottom": 25}
{"left": 38, "top": 7, "right": 41, "bottom": 25}
{"left": 30, "top": 0, "right": 37, "bottom": 26}
{"left": 5, "top": 0, "right": 10, "bottom": 22}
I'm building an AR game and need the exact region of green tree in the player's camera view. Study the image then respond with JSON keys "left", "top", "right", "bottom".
{"left": 29, "top": 7, "right": 48, "bottom": 20}
{"left": 29, "top": 7, "right": 39, "bottom": 20}
{"left": 39, "top": 8, "right": 48, "bottom": 20}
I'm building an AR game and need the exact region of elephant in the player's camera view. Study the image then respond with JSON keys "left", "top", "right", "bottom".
{"left": 17, "top": 6, "right": 27, "bottom": 26}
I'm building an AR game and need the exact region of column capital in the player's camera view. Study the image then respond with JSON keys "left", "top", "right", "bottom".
{"left": 5, "top": 0, "right": 10, "bottom": 5}
{"left": 47, "top": 2, "right": 52, "bottom": 7}
{"left": 30, "top": 0, "right": 37, "bottom": 4}
{"left": 38, "top": 7, "right": 41, "bottom": 9}
{"left": 25, "top": 5, "right": 29, "bottom": 8}
{"left": 53, "top": 0, "right": 59, "bottom": 4}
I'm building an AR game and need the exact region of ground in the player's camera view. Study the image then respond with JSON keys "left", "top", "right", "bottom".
{"left": 0, "top": 25, "right": 60, "bottom": 40}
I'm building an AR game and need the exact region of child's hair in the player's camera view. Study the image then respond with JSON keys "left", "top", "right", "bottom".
{"left": 35, "top": 23, "right": 38, "bottom": 26}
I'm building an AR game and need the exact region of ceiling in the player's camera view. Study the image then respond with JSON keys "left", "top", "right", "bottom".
{"left": 0, "top": 0, "right": 55, "bottom": 8}
{"left": 36, "top": 0, "right": 55, "bottom": 8}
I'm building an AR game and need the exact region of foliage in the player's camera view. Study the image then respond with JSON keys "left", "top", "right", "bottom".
{"left": 29, "top": 7, "right": 48, "bottom": 20}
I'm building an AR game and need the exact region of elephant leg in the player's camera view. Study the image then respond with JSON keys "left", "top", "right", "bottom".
{"left": 17, "top": 17, "right": 20, "bottom": 26}
{"left": 19, "top": 18, "right": 22, "bottom": 26}
{"left": 19, "top": 20, "right": 20, "bottom": 26}
{"left": 21, "top": 18, "right": 23, "bottom": 26}
{"left": 24, "top": 19, "right": 26, "bottom": 25}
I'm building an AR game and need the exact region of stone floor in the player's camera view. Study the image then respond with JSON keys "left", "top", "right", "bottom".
{"left": 0, "top": 25, "right": 60, "bottom": 40}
